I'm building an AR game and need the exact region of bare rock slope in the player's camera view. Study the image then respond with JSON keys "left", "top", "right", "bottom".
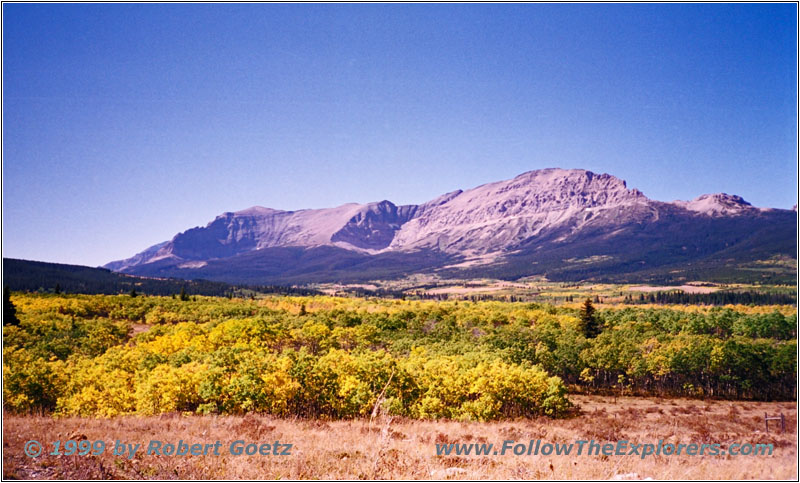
{"left": 105, "top": 168, "right": 795, "bottom": 284}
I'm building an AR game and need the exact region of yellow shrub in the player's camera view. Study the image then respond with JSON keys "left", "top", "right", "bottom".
{"left": 135, "top": 362, "right": 205, "bottom": 415}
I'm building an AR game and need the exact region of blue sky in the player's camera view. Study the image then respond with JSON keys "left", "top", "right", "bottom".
{"left": 3, "top": 3, "right": 797, "bottom": 267}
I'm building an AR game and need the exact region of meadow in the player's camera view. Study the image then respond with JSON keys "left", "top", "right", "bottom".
{"left": 3, "top": 396, "right": 796, "bottom": 479}
{"left": 2, "top": 292, "right": 796, "bottom": 479}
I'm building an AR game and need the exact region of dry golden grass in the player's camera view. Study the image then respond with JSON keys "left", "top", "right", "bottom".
{"left": 3, "top": 396, "right": 796, "bottom": 480}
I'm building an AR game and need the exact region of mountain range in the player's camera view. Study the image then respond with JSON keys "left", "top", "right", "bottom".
{"left": 105, "top": 168, "right": 797, "bottom": 284}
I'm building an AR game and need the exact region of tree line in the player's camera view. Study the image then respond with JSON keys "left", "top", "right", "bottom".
{"left": 622, "top": 290, "right": 796, "bottom": 306}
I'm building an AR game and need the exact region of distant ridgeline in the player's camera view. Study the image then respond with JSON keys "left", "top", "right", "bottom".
{"left": 2, "top": 258, "right": 319, "bottom": 297}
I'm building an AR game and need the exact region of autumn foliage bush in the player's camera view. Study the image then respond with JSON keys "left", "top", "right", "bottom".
{"left": 2, "top": 293, "right": 795, "bottom": 419}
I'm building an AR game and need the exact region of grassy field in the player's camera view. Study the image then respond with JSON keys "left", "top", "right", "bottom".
{"left": 3, "top": 395, "right": 795, "bottom": 480}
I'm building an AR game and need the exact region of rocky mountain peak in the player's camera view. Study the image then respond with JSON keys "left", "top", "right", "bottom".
{"left": 231, "top": 206, "right": 286, "bottom": 217}
{"left": 105, "top": 168, "right": 787, "bottom": 276}
{"left": 386, "top": 168, "right": 651, "bottom": 254}
{"left": 675, "top": 193, "right": 753, "bottom": 216}
{"left": 505, "top": 168, "right": 645, "bottom": 207}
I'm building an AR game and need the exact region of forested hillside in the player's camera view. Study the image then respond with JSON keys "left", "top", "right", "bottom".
{"left": 2, "top": 258, "right": 318, "bottom": 297}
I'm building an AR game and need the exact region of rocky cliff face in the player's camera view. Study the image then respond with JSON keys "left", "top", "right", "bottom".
{"left": 386, "top": 168, "right": 651, "bottom": 254}
{"left": 331, "top": 201, "right": 418, "bottom": 250}
{"left": 104, "top": 168, "right": 795, "bottom": 284}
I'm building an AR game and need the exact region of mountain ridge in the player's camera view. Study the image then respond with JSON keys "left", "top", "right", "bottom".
{"left": 105, "top": 168, "right": 796, "bottom": 284}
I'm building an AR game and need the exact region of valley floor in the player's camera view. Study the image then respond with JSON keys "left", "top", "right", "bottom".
{"left": 3, "top": 395, "right": 796, "bottom": 480}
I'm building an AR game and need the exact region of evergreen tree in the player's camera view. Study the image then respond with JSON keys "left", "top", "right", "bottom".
{"left": 3, "top": 287, "right": 20, "bottom": 326}
{"left": 129, "top": 288, "right": 138, "bottom": 298}
{"left": 179, "top": 286, "right": 189, "bottom": 301}
{"left": 579, "top": 298, "right": 601, "bottom": 338}
{"left": 54, "top": 283, "right": 61, "bottom": 295}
